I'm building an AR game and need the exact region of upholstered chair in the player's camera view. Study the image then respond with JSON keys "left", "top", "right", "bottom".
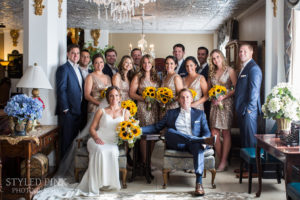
{"left": 161, "top": 138, "right": 216, "bottom": 189}
{"left": 74, "top": 135, "right": 128, "bottom": 188}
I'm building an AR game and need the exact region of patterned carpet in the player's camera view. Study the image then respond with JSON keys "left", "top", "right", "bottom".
{"left": 71, "top": 191, "right": 256, "bottom": 200}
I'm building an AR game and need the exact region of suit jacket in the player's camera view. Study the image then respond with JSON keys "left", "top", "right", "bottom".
{"left": 199, "top": 63, "right": 209, "bottom": 81}
{"left": 234, "top": 59, "right": 262, "bottom": 116}
{"left": 177, "top": 60, "right": 187, "bottom": 77}
{"left": 56, "top": 61, "right": 84, "bottom": 116}
{"left": 103, "top": 63, "right": 118, "bottom": 79}
{"left": 142, "top": 108, "right": 211, "bottom": 138}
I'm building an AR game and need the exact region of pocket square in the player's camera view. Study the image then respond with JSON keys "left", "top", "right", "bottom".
{"left": 194, "top": 121, "right": 201, "bottom": 123}
{"left": 240, "top": 75, "right": 247, "bottom": 78}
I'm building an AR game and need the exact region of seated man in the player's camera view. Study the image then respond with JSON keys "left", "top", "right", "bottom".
{"left": 142, "top": 88, "right": 215, "bottom": 196}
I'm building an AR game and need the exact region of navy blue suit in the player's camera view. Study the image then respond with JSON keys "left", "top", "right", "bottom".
{"left": 177, "top": 60, "right": 187, "bottom": 77}
{"left": 142, "top": 108, "right": 211, "bottom": 182}
{"left": 102, "top": 63, "right": 117, "bottom": 79}
{"left": 235, "top": 59, "right": 262, "bottom": 147}
{"left": 56, "top": 61, "right": 85, "bottom": 157}
{"left": 198, "top": 63, "right": 211, "bottom": 126}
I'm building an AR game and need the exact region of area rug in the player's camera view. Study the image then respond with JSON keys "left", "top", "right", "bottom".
{"left": 72, "top": 191, "right": 255, "bottom": 200}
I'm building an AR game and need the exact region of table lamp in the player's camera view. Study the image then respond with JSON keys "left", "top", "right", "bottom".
{"left": 16, "top": 63, "right": 53, "bottom": 97}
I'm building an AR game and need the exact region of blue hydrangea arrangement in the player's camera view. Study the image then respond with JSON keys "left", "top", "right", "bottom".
{"left": 4, "top": 94, "right": 44, "bottom": 122}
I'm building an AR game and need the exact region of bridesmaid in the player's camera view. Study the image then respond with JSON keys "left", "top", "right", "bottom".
{"left": 183, "top": 56, "right": 208, "bottom": 110}
{"left": 84, "top": 53, "right": 111, "bottom": 119}
{"left": 208, "top": 49, "right": 237, "bottom": 171}
{"left": 159, "top": 55, "right": 183, "bottom": 119}
{"left": 130, "top": 54, "right": 159, "bottom": 166}
{"left": 112, "top": 55, "right": 134, "bottom": 101}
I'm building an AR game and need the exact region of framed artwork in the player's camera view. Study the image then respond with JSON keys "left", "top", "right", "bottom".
{"left": 7, "top": 50, "right": 23, "bottom": 78}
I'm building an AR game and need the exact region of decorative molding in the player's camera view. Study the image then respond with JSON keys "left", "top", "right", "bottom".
{"left": 272, "top": 0, "right": 277, "bottom": 17}
{"left": 33, "top": 0, "right": 45, "bottom": 16}
{"left": 236, "top": 0, "right": 265, "bottom": 20}
{"left": 90, "top": 29, "right": 101, "bottom": 47}
{"left": 58, "top": 0, "right": 63, "bottom": 18}
{"left": 10, "top": 30, "right": 20, "bottom": 47}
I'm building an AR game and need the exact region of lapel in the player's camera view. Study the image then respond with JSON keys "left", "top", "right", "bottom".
{"left": 67, "top": 61, "right": 82, "bottom": 91}
{"left": 190, "top": 108, "right": 196, "bottom": 131}
{"left": 172, "top": 108, "right": 181, "bottom": 128}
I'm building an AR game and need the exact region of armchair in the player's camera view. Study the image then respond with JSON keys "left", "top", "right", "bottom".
{"left": 74, "top": 135, "right": 128, "bottom": 188}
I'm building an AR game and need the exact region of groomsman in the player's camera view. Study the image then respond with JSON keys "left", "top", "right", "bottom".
{"left": 196, "top": 46, "right": 211, "bottom": 126}
{"left": 103, "top": 48, "right": 118, "bottom": 78}
{"left": 131, "top": 48, "right": 142, "bottom": 72}
{"left": 79, "top": 49, "right": 91, "bottom": 80}
{"left": 235, "top": 43, "right": 262, "bottom": 148}
{"left": 173, "top": 43, "right": 187, "bottom": 77}
{"left": 56, "top": 44, "right": 85, "bottom": 157}
{"left": 142, "top": 88, "right": 215, "bottom": 196}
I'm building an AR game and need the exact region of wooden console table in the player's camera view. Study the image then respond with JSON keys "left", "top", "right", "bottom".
{"left": 255, "top": 134, "right": 300, "bottom": 199}
{"left": 0, "top": 125, "right": 59, "bottom": 200}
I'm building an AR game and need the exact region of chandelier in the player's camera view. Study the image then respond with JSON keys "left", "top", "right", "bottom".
{"left": 85, "top": 0, "right": 156, "bottom": 24}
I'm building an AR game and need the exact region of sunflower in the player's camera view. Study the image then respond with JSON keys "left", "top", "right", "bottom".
{"left": 119, "top": 131, "right": 128, "bottom": 140}
{"left": 189, "top": 88, "right": 197, "bottom": 99}
{"left": 100, "top": 88, "right": 107, "bottom": 99}
{"left": 132, "top": 126, "right": 141, "bottom": 137}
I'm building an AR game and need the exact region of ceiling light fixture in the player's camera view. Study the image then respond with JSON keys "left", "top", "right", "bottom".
{"left": 85, "top": 0, "right": 156, "bottom": 24}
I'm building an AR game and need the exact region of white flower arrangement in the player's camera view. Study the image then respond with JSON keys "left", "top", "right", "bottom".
{"left": 262, "top": 82, "right": 300, "bottom": 121}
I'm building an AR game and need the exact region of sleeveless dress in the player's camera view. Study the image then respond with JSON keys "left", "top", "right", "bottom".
{"left": 183, "top": 75, "right": 204, "bottom": 110}
{"left": 88, "top": 74, "right": 111, "bottom": 114}
{"left": 137, "top": 78, "right": 159, "bottom": 126}
{"left": 119, "top": 78, "right": 130, "bottom": 101}
{"left": 33, "top": 109, "right": 125, "bottom": 199}
{"left": 209, "top": 68, "right": 233, "bottom": 130}
{"left": 159, "top": 74, "right": 180, "bottom": 119}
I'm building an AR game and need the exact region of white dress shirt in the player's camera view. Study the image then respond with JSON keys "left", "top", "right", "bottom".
{"left": 68, "top": 60, "right": 83, "bottom": 90}
{"left": 175, "top": 108, "right": 192, "bottom": 136}
{"left": 175, "top": 59, "right": 184, "bottom": 74}
{"left": 107, "top": 63, "right": 118, "bottom": 75}
{"left": 79, "top": 66, "right": 89, "bottom": 80}
{"left": 239, "top": 59, "right": 251, "bottom": 77}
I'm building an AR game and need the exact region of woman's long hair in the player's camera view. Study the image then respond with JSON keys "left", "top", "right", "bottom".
{"left": 117, "top": 55, "right": 134, "bottom": 82}
{"left": 208, "top": 49, "right": 228, "bottom": 79}
{"left": 138, "top": 54, "right": 159, "bottom": 83}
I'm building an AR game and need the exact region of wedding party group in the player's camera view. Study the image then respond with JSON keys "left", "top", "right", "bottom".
{"left": 34, "top": 41, "right": 262, "bottom": 198}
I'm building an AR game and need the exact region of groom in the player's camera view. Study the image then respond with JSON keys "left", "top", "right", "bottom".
{"left": 142, "top": 88, "right": 215, "bottom": 196}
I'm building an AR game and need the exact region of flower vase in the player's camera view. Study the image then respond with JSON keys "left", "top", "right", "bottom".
{"left": 9, "top": 117, "right": 28, "bottom": 136}
{"left": 276, "top": 118, "right": 291, "bottom": 142}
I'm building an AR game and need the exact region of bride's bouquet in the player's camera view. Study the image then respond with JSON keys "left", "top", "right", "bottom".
{"left": 156, "top": 87, "right": 174, "bottom": 111}
{"left": 189, "top": 88, "right": 197, "bottom": 100}
{"left": 121, "top": 100, "right": 137, "bottom": 117}
{"left": 116, "top": 118, "right": 142, "bottom": 148}
{"left": 208, "top": 85, "right": 227, "bottom": 110}
{"left": 142, "top": 86, "right": 156, "bottom": 110}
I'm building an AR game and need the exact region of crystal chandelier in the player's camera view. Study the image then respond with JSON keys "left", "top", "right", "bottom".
{"left": 85, "top": 0, "right": 156, "bottom": 24}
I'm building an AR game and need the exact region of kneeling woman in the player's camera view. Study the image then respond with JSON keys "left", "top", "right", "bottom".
{"left": 77, "top": 86, "right": 130, "bottom": 194}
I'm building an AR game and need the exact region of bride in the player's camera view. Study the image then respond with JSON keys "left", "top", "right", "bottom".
{"left": 34, "top": 86, "right": 130, "bottom": 199}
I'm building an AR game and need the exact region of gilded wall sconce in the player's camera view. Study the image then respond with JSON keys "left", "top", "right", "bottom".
{"left": 34, "top": 0, "right": 45, "bottom": 16}
{"left": 10, "top": 30, "right": 20, "bottom": 47}
{"left": 58, "top": 0, "right": 63, "bottom": 18}
{"left": 272, "top": 0, "right": 277, "bottom": 17}
{"left": 91, "top": 29, "right": 101, "bottom": 47}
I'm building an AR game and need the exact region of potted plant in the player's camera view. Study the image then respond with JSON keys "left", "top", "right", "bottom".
{"left": 4, "top": 94, "right": 44, "bottom": 136}
{"left": 262, "top": 82, "right": 300, "bottom": 138}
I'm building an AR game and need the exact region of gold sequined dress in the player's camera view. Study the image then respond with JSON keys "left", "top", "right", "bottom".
{"left": 209, "top": 68, "right": 233, "bottom": 130}
{"left": 159, "top": 74, "right": 180, "bottom": 119}
{"left": 87, "top": 74, "right": 111, "bottom": 114}
{"left": 119, "top": 78, "right": 130, "bottom": 102}
{"left": 183, "top": 75, "right": 204, "bottom": 110}
{"left": 137, "top": 78, "right": 159, "bottom": 126}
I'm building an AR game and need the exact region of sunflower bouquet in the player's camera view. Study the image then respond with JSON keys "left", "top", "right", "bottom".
{"left": 121, "top": 100, "right": 137, "bottom": 117}
{"left": 142, "top": 86, "right": 157, "bottom": 110}
{"left": 156, "top": 87, "right": 174, "bottom": 111}
{"left": 116, "top": 118, "right": 142, "bottom": 148}
{"left": 208, "top": 85, "right": 227, "bottom": 110}
{"left": 100, "top": 88, "right": 108, "bottom": 99}
{"left": 189, "top": 88, "right": 197, "bottom": 100}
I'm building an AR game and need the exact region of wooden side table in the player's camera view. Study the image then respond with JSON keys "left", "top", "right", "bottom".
{"left": 0, "top": 125, "right": 59, "bottom": 200}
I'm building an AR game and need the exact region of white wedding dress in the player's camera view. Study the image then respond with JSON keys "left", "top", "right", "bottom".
{"left": 33, "top": 108, "right": 124, "bottom": 199}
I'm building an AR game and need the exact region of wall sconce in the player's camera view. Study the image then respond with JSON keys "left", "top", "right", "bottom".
{"left": 34, "top": 0, "right": 45, "bottom": 16}
{"left": 90, "top": 29, "right": 100, "bottom": 46}
{"left": 0, "top": 60, "right": 10, "bottom": 77}
{"left": 10, "top": 30, "right": 19, "bottom": 47}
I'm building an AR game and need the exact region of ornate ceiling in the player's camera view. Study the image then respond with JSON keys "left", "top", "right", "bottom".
{"left": 0, "top": 0, "right": 258, "bottom": 32}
